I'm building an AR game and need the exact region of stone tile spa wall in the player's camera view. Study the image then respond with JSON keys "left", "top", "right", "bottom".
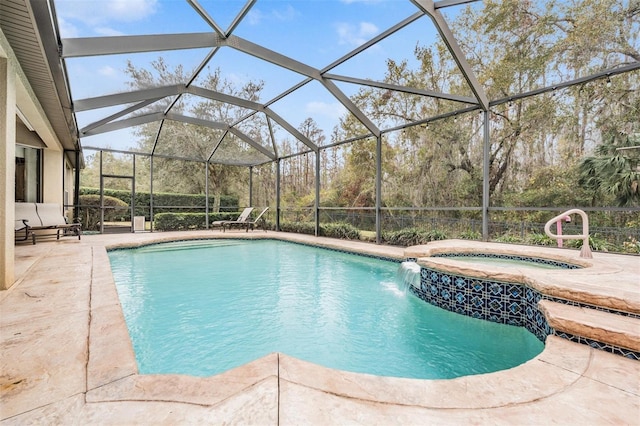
{"left": 408, "top": 264, "right": 640, "bottom": 360}
{"left": 411, "top": 266, "right": 552, "bottom": 341}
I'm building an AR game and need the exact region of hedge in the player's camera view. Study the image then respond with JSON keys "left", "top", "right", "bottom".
{"left": 78, "top": 194, "right": 128, "bottom": 231}
{"left": 154, "top": 217, "right": 362, "bottom": 239}
{"left": 79, "top": 187, "right": 238, "bottom": 219}
{"left": 154, "top": 212, "right": 241, "bottom": 231}
{"left": 279, "top": 221, "right": 316, "bottom": 235}
{"left": 320, "top": 222, "right": 361, "bottom": 240}
{"left": 381, "top": 227, "right": 448, "bottom": 246}
{"left": 278, "top": 221, "right": 360, "bottom": 240}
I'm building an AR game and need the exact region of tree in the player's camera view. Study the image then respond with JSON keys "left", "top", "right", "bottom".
{"left": 578, "top": 131, "right": 640, "bottom": 207}
{"left": 123, "top": 60, "right": 266, "bottom": 204}
{"left": 455, "top": 0, "right": 639, "bottom": 200}
{"left": 78, "top": 1, "right": 639, "bottom": 227}
{"left": 80, "top": 151, "right": 134, "bottom": 190}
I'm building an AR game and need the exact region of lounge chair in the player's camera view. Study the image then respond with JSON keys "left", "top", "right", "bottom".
{"left": 15, "top": 203, "right": 41, "bottom": 243}
{"left": 15, "top": 202, "right": 82, "bottom": 244}
{"left": 222, "top": 207, "right": 269, "bottom": 232}
{"left": 211, "top": 207, "right": 254, "bottom": 230}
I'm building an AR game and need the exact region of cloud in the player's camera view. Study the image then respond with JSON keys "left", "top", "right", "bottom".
{"left": 306, "top": 101, "right": 347, "bottom": 121}
{"left": 106, "top": 0, "right": 158, "bottom": 22}
{"left": 57, "top": 17, "right": 78, "bottom": 38}
{"left": 359, "top": 22, "right": 378, "bottom": 37}
{"left": 336, "top": 21, "right": 379, "bottom": 46}
{"left": 247, "top": 4, "right": 298, "bottom": 25}
{"left": 56, "top": 0, "right": 158, "bottom": 25}
{"left": 94, "top": 27, "right": 125, "bottom": 37}
{"left": 246, "top": 9, "right": 264, "bottom": 26}
{"left": 98, "top": 66, "right": 118, "bottom": 77}
{"left": 272, "top": 4, "right": 297, "bottom": 21}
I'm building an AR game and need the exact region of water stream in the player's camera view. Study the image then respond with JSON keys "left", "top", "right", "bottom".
{"left": 396, "top": 261, "right": 421, "bottom": 292}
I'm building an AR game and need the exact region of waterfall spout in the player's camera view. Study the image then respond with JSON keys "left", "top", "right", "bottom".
{"left": 397, "top": 261, "right": 421, "bottom": 292}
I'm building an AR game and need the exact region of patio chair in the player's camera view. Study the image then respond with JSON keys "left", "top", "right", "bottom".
{"left": 15, "top": 202, "right": 82, "bottom": 244}
{"left": 222, "top": 207, "right": 270, "bottom": 232}
{"left": 15, "top": 203, "right": 41, "bottom": 243}
{"left": 211, "top": 207, "right": 254, "bottom": 230}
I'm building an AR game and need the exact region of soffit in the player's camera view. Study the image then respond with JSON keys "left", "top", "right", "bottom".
{"left": 0, "top": 0, "right": 80, "bottom": 166}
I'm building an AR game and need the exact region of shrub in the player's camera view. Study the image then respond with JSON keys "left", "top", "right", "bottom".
{"left": 458, "top": 230, "right": 482, "bottom": 240}
{"left": 359, "top": 230, "right": 376, "bottom": 242}
{"left": 78, "top": 194, "right": 129, "bottom": 231}
{"left": 382, "top": 228, "right": 422, "bottom": 246}
{"left": 320, "top": 222, "right": 360, "bottom": 240}
{"left": 526, "top": 232, "right": 555, "bottom": 246}
{"left": 154, "top": 212, "right": 241, "bottom": 231}
{"left": 425, "top": 229, "right": 448, "bottom": 241}
{"left": 381, "top": 227, "right": 448, "bottom": 246}
{"left": 79, "top": 187, "right": 239, "bottom": 219}
{"left": 278, "top": 221, "right": 360, "bottom": 240}
{"left": 279, "top": 221, "right": 316, "bottom": 235}
{"left": 622, "top": 237, "right": 640, "bottom": 254}
{"left": 493, "top": 233, "right": 524, "bottom": 244}
{"left": 566, "top": 233, "right": 612, "bottom": 252}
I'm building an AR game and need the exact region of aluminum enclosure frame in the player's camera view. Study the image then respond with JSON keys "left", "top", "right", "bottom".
{"left": 29, "top": 0, "right": 640, "bottom": 242}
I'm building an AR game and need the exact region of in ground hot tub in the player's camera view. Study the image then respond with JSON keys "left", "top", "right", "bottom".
{"left": 403, "top": 240, "right": 590, "bottom": 342}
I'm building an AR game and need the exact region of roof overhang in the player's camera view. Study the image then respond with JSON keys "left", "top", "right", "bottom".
{"left": 0, "top": 0, "right": 81, "bottom": 167}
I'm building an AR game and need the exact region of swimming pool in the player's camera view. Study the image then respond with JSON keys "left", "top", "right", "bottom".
{"left": 108, "top": 239, "right": 543, "bottom": 379}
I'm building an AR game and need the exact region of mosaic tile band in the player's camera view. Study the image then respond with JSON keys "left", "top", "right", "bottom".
{"left": 410, "top": 266, "right": 552, "bottom": 341}
{"left": 432, "top": 252, "right": 582, "bottom": 269}
{"left": 410, "top": 263, "right": 639, "bottom": 360}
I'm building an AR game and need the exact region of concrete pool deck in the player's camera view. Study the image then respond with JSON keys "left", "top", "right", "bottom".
{"left": 1, "top": 231, "right": 639, "bottom": 424}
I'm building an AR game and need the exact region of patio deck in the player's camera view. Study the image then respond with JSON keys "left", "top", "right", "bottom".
{"left": 1, "top": 231, "right": 639, "bottom": 424}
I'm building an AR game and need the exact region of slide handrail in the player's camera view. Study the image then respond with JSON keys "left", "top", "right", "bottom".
{"left": 544, "top": 209, "right": 593, "bottom": 258}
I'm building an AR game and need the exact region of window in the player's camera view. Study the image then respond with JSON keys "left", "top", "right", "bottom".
{"left": 15, "top": 145, "right": 41, "bottom": 202}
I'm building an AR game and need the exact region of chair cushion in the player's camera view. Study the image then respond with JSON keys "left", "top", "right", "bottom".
{"left": 15, "top": 203, "right": 42, "bottom": 228}
{"left": 36, "top": 203, "right": 68, "bottom": 227}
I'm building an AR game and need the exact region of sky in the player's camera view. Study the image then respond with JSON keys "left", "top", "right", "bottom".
{"left": 52, "top": 0, "right": 465, "bottom": 156}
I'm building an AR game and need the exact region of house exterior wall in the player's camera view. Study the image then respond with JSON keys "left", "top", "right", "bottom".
{"left": 1, "top": 56, "right": 16, "bottom": 290}
{"left": 42, "top": 148, "right": 63, "bottom": 205}
{"left": 1, "top": 29, "right": 73, "bottom": 290}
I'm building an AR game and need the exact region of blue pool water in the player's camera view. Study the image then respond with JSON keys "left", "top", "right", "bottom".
{"left": 108, "top": 239, "right": 544, "bottom": 379}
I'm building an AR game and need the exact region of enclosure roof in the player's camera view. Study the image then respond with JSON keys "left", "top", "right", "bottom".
{"left": 6, "top": 0, "right": 640, "bottom": 167}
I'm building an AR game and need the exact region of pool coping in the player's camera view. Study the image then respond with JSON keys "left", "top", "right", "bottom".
{"left": 407, "top": 239, "right": 640, "bottom": 315}
{"left": 4, "top": 231, "right": 640, "bottom": 423}
{"left": 88, "top": 233, "right": 639, "bottom": 407}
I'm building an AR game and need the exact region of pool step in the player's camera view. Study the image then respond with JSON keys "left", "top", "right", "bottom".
{"left": 539, "top": 299, "right": 640, "bottom": 353}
